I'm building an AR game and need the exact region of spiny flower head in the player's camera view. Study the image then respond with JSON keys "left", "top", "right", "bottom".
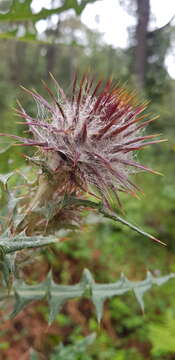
{"left": 1, "top": 73, "right": 165, "bottom": 207}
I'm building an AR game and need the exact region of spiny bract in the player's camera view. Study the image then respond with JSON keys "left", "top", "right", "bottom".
{"left": 1, "top": 73, "right": 165, "bottom": 207}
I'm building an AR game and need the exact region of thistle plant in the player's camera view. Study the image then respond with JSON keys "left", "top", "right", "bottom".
{"left": 6, "top": 75, "right": 163, "bottom": 199}
{"left": 0, "top": 74, "right": 165, "bottom": 238}
{"left": 0, "top": 73, "right": 172, "bottom": 327}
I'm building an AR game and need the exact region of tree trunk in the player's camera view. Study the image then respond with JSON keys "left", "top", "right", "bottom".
{"left": 135, "top": 0, "right": 150, "bottom": 90}
{"left": 9, "top": 41, "right": 27, "bottom": 84}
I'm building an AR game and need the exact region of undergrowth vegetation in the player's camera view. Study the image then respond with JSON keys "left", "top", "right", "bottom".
{"left": 0, "top": 1, "right": 175, "bottom": 359}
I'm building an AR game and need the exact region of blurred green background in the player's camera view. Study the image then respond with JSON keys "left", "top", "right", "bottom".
{"left": 0, "top": 1, "right": 175, "bottom": 359}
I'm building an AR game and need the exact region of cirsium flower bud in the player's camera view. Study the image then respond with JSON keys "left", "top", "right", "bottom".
{"left": 0, "top": 74, "right": 166, "bottom": 209}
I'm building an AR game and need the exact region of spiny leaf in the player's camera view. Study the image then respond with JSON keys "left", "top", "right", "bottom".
{"left": 0, "top": 231, "right": 66, "bottom": 283}
{"left": 1, "top": 269, "right": 174, "bottom": 324}
{"left": 0, "top": 230, "right": 60, "bottom": 254}
{"left": 0, "top": 253, "right": 15, "bottom": 286}
{"left": 0, "top": 172, "right": 14, "bottom": 188}
{"left": 0, "top": 144, "right": 12, "bottom": 154}
{"left": 59, "top": 196, "right": 166, "bottom": 246}
{"left": 10, "top": 278, "right": 49, "bottom": 318}
{"left": 0, "top": 0, "right": 100, "bottom": 22}
{"left": 7, "top": 193, "right": 23, "bottom": 212}
{"left": 0, "top": 1, "right": 100, "bottom": 42}
{"left": 100, "top": 206, "right": 166, "bottom": 246}
{"left": 33, "top": 200, "right": 62, "bottom": 223}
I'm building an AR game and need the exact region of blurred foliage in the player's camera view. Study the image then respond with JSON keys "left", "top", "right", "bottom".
{"left": 0, "top": 0, "right": 175, "bottom": 359}
{"left": 149, "top": 310, "right": 175, "bottom": 357}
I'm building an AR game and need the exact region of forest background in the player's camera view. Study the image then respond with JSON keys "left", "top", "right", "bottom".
{"left": 0, "top": 0, "right": 175, "bottom": 359}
